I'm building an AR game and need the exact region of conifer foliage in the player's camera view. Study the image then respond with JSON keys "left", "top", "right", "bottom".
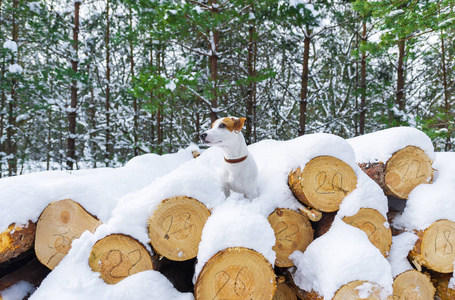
{"left": 0, "top": 0, "right": 453, "bottom": 175}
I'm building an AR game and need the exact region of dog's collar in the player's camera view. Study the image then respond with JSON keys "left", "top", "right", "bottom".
{"left": 224, "top": 155, "right": 248, "bottom": 164}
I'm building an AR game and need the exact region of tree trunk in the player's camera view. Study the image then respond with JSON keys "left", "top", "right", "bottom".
{"left": 208, "top": 0, "right": 219, "bottom": 123}
{"left": 409, "top": 219, "right": 455, "bottom": 273}
{"left": 359, "top": 21, "right": 367, "bottom": 135}
{"left": 396, "top": 39, "right": 405, "bottom": 112}
{"left": 148, "top": 196, "right": 210, "bottom": 261}
{"left": 299, "top": 29, "right": 312, "bottom": 136}
{"left": 67, "top": 1, "right": 80, "bottom": 170}
{"left": 245, "top": 13, "right": 257, "bottom": 144}
{"left": 7, "top": 0, "right": 19, "bottom": 176}
{"left": 0, "top": 0, "right": 4, "bottom": 177}
{"left": 105, "top": 0, "right": 111, "bottom": 166}
{"left": 288, "top": 156, "right": 357, "bottom": 212}
{"left": 358, "top": 146, "right": 433, "bottom": 199}
{"left": 156, "top": 44, "right": 163, "bottom": 154}
{"left": 267, "top": 208, "right": 313, "bottom": 267}
{"left": 35, "top": 199, "right": 102, "bottom": 270}
{"left": 441, "top": 32, "right": 452, "bottom": 151}
{"left": 194, "top": 247, "right": 276, "bottom": 299}
{"left": 88, "top": 64, "right": 97, "bottom": 168}
{"left": 129, "top": 5, "right": 138, "bottom": 157}
{"left": 88, "top": 234, "right": 155, "bottom": 284}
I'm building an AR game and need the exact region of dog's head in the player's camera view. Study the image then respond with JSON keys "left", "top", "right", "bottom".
{"left": 200, "top": 117, "right": 246, "bottom": 146}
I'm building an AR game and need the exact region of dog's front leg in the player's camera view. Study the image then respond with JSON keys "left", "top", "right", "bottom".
{"left": 220, "top": 170, "right": 231, "bottom": 198}
{"left": 222, "top": 185, "right": 231, "bottom": 198}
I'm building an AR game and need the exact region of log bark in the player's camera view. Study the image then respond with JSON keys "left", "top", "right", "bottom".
{"left": 342, "top": 208, "right": 392, "bottom": 257}
{"left": 0, "top": 221, "right": 36, "bottom": 264}
{"left": 409, "top": 219, "right": 455, "bottom": 273}
{"left": 88, "top": 234, "right": 155, "bottom": 284}
{"left": 148, "top": 196, "right": 210, "bottom": 261}
{"left": 288, "top": 156, "right": 357, "bottom": 212}
{"left": 392, "top": 270, "right": 435, "bottom": 299}
{"left": 267, "top": 208, "right": 313, "bottom": 267}
{"left": 431, "top": 272, "right": 455, "bottom": 300}
{"left": 313, "top": 212, "right": 336, "bottom": 239}
{"left": 194, "top": 247, "right": 276, "bottom": 300}
{"left": 273, "top": 277, "right": 297, "bottom": 300}
{"left": 35, "top": 199, "right": 102, "bottom": 270}
{"left": 0, "top": 258, "right": 50, "bottom": 294}
{"left": 333, "top": 280, "right": 384, "bottom": 299}
{"left": 358, "top": 146, "right": 433, "bottom": 199}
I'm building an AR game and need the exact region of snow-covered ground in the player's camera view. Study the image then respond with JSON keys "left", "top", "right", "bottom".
{"left": 0, "top": 127, "right": 453, "bottom": 300}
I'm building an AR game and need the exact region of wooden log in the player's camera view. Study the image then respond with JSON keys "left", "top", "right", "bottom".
{"left": 430, "top": 272, "right": 455, "bottom": 300}
{"left": 148, "top": 196, "right": 210, "bottom": 261}
{"left": 0, "top": 258, "right": 50, "bottom": 295}
{"left": 342, "top": 208, "right": 392, "bottom": 257}
{"left": 296, "top": 281, "right": 386, "bottom": 300}
{"left": 88, "top": 234, "right": 155, "bottom": 284}
{"left": 273, "top": 277, "right": 297, "bottom": 300}
{"left": 358, "top": 146, "right": 433, "bottom": 199}
{"left": 392, "top": 270, "right": 435, "bottom": 299}
{"left": 409, "top": 219, "right": 455, "bottom": 273}
{"left": 267, "top": 208, "right": 313, "bottom": 267}
{"left": 35, "top": 199, "right": 102, "bottom": 270}
{"left": 0, "top": 221, "right": 36, "bottom": 264}
{"left": 288, "top": 156, "right": 357, "bottom": 212}
{"left": 313, "top": 212, "right": 337, "bottom": 239}
{"left": 194, "top": 247, "right": 276, "bottom": 300}
{"left": 333, "top": 280, "right": 385, "bottom": 299}
{"left": 296, "top": 290, "right": 323, "bottom": 300}
{"left": 298, "top": 207, "right": 322, "bottom": 222}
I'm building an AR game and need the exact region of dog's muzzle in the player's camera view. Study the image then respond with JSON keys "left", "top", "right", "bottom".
{"left": 200, "top": 133, "right": 208, "bottom": 142}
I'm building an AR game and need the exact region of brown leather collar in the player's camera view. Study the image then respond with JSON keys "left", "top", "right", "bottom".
{"left": 224, "top": 155, "right": 248, "bottom": 164}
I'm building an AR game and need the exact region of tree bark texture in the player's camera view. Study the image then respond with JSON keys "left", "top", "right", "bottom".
{"left": 299, "top": 30, "right": 311, "bottom": 136}
{"left": 67, "top": 1, "right": 80, "bottom": 170}
{"left": 105, "top": 0, "right": 111, "bottom": 166}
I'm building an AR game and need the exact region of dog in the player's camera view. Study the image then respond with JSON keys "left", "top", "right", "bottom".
{"left": 200, "top": 117, "right": 259, "bottom": 199}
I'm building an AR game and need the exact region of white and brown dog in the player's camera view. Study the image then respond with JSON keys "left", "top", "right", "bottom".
{"left": 200, "top": 117, "right": 258, "bottom": 199}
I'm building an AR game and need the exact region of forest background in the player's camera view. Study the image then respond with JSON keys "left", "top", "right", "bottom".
{"left": 0, "top": 0, "right": 454, "bottom": 176}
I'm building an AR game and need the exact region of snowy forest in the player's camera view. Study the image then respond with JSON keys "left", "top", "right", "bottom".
{"left": 0, "top": 0, "right": 454, "bottom": 176}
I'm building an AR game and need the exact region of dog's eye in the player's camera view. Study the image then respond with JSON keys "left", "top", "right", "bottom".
{"left": 219, "top": 123, "right": 226, "bottom": 129}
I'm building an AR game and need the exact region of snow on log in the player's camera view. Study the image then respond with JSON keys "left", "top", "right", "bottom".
{"left": 348, "top": 127, "right": 435, "bottom": 199}
{"left": 392, "top": 270, "right": 435, "bottom": 299}
{"left": 409, "top": 219, "right": 455, "bottom": 273}
{"left": 88, "top": 234, "right": 155, "bottom": 284}
{"left": 342, "top": 208, "right": 392, "bottom": 257}
{"left": 291, "top": 219, "right": 393, "bottom": 299}
{"left": 193, "top": 201, "right": 276, "bottom": 299}
{"left": 147, "top": 196, "right": 210, "bottom": 261}
{"left": 194, "top": 247, "right": 276, "bottom": 300}
{"left": 35, "top": 199, "right": 102, "bottom": 270}
{"left": 288, "top": 156, "right": 357, "bottom": 212}
{"left": 0, "top": 221, "right": 35, "bottom": 264}
{"left": 267, "top": 208, "right": 313, "bottom": 267}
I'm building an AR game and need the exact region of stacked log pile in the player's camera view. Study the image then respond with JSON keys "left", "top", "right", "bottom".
{"left": 1, "top": 127, "right": 455, "bottom": 300}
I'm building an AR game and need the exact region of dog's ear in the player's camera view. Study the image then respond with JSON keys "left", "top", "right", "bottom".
{"left": 234, "top": 117, "right": 246, "bottom": 133}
